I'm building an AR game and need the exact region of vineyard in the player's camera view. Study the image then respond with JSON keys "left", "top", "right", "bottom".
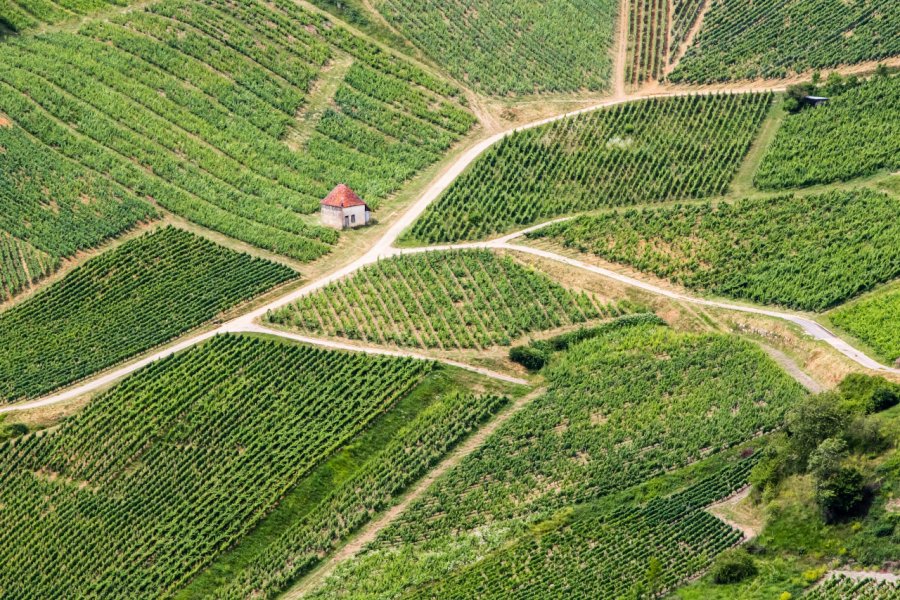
{"left": 0, "top": 0, "right": 473, "bottom": 262}
{"left": 399, "top": 461, "right": 754, "bottom": 599}
{"left": 669, "top": 0, "right": 705, "bottom": 59}
{"left": 212, "top": 390, "right": 509, "bottom": 599}
{"left": 0, "top": 334, "right": 432, "bottom": 597}
{"left": 0, "top": 121, "right": 156, "bottom": 299}
{"left": 529, "top": 189, "right": 900, "bottom": 311}
{"left": 0, "top": 0, "right": 127, "bottom": 32}
{"left": 755, "top": 75, "right": 900, "bottom": 190}
{"left": 405, "top": 92, "right": 772, "bottom": 243}
{"left": 268, "top": 250, "right": 621, "bottom": 350}
{"left": 626, "top": 0, "right": 670, "bottom": 86}
{"left": 305, "top": 318, "right": 805, "bottom": 597}
{"left": 803, "top": 576, "right": 900, "bottom": 599}
{"left": 669, "top": 0, "right": 900, "bottom": 83}
{"left": 830, "top": 284, "right": 900, "bottom": 365}
{"left": 0, "top": 226, "right": 296, "bottom": 402}
{"left": 372, "top": 0, "right": 616, "bottom": 95}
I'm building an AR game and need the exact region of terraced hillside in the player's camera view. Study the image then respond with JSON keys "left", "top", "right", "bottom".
{"left": 529, "top": 189, "right": 900, "bottom": 311}
{"left": 0, "top": 227, "right": 296, "bottom": 402}
{"left": 756, "top": 74, "right": 900, "bottom": 190}
{"left": 303, "top": 318, "right": 806, "bottom": 597}
{"left": 670, "top": 0, "right": 900, "bottom": 83}
{"left": 406, "top": 92, "right": 772, "bottom": 243}
{"left": 268, "top": 250, "right": 624, "bottom": 350}
{"left": 371, "top": 0, "right": 617, "bottom": 95}
{"left": 0, "top": 335, "right": 435, "bottom": 597}
{"left": 0, "top": 0, "right": 474, "bottom": 265}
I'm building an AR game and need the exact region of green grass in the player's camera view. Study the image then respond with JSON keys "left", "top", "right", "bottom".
{"left": 177, "top": 365, "right": 526, "bottom": 598}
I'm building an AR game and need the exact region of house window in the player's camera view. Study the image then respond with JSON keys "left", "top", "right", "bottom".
{"left": 344, "top": 216, "right": 349, "bottom": 227}
{"left": 351, "top": 214, "right": 356, "bottom": 224}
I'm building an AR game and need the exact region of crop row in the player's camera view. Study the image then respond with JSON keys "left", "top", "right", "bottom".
{"left": 755, "top": 74, "right": 899, "bottom": 190}
{"left": 380, "top": 320, "right": 802, "bottom": 543}
{"left": 626, "top": 0, "right": 670, "bottom": 86}
{"left": 0, "top": 231, "right": 58, "bottom": 300}
{"left": 404, "top": 460, "right": 755, "bottom": 599}
{"left": 670, "top": 0, "right": 900, "bottom": 83}
{"left": 0, "top": 334, "right": 431, "bottom": 598}
{"left": 305, "top": 319, "right": 800, "bottom": 597}
{"left": 0, "top": 0, "right": 473, "bottom": 263}
{"left": 0, "top": 0, "right": 126, "bottom": 32}
{"left": 0, "top": 226, "right": 297, "bottom": 402}
{"left": 830, "top": 284, "right": 900, "bottom": 366}
{"left": 803, "top": 576, "right": 900, "bottom": 599}
{"left": 268, "top": 250, "right": 619, "bottom": 350}
{"left": 669, "top": 0, "right": 705, "bottom": 57}
{"left": 529, "top": 189, "right": 900, "bottom": 311}
{"left": 374, "top": 0, "right": 617, "bottom": 95}
{"left": 406, "top": 92, "right": 772, "bottom": 243}
{"left": 216, "top": 391, "right": 509, "bottom": 600}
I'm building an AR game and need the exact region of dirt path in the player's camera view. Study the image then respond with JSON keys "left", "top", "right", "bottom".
{"left": 758, "top": 344, "right": 824, "bottom": 393}
{"left": 282, "top": 386, "right": 546, "bottom": 599}
{"left": 613, "top": 0, "right": 631, "bottom": 98}
{"left": 706, "top": 486, "right": 763, "bottom": 540}
{"left": 664, "top": 0, "right": 709, "bottom": 76}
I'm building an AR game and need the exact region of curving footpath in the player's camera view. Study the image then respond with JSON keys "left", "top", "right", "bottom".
{"left": 3, "top": 82, "right": 896, "bottom": 415}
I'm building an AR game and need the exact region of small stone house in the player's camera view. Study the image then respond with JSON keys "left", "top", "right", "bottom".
{"left": 320, "top": 184, "right": 371, "bottom": 230}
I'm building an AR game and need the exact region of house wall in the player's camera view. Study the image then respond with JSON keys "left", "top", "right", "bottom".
{"left": 321, "top": 205, "right": 344, "bottom": 229}
{"left": 343, "top": 205, "right": 368, "bottom": 228}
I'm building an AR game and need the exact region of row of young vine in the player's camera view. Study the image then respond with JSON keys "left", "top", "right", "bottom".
{"left": 0, "top": 226, "right": 296, "bottom": 402}
{"left": 830, "top": 284, "right": 900, "bottom": 366}
{"left": 406, "top": 92, "right": 772, "bottom": 243}
{"left": 268, "top": 250, "right": 620, "bottom": 350}
{"left": 304, "top": 319, "right": 803, "bottom": 598}
{"left": 755, "top": 74, "right": 899, "bottom": 190}
{"left": 374, "top": 0, "right": 617, "bottom": 95}
{"left": 669, "top": 0, "right": 900, "bottom": 83}
{"left": 803, "top": 576, "right": 900, "bottom": 600}
{"left": 0, "top": 0, "right": 127, "bottom": 32}
{"left": 0, "top": 0, "right": 474, "bottom": 265}
{"left": 528, "top": 189, "right": 900, "bottom": 311}
{"left": 626, "top": 0, "right": 670, "bottom": 86}
{"left": 0, "top": 334, "right": 432, "bottom": 598}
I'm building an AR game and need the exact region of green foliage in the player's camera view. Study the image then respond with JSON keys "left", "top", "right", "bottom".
{"left": 669, "top": 0, "right": 900, "bottom": 83}
{"left": 756, "top": 75, "right": 900, "bottom": 190}
{"left": 408, "top": 92, "right": 772, "bottom": 243}
{"left": 530, "top": 190, "right": 900, "bottom": 311}
{"left": 0, "top": 0, "right": 473, "bottom": 262}
{"left": 0, "top": 334, "right": 432, "bottom": 597}
{"left": 375, "top": 0, "right": 616, "bottom": 95}
{"left": 709, "top": 548, "right": 758, "bottom": 584}
{"left": 837, "top": 374, "right": 900, "bottom": 414}
{"left": 831, "top": 284, "right": 900, "bottom": 365}
{"left": 626, "top": 0, "right": 671, "bottom": 86}
{"left": 803, "top": 576, "right": 900, "bottom": 600}
{"left": 0, "top": 0, "right": 129, "bottom": 32}
{"left": 0, "top": 227, "right": 297, "bottom": 402}
{"left": 269, "top": 250, "right": 619, "bottom": 350}
{"left": 816, "top": 466, "right": 866, "bottom": 523}
{"left": 508, "top": 345, "right": 547, "bottom": 371}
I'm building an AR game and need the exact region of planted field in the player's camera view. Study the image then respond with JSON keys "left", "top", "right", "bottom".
{"left": 406, "top": 92, "right": 772, "bottom": 243}
{"left": 803, "top": 576, "right": 900, "bottom": 599}
{"left": 830, "top": 284, "right": 900, "bottom": 365}
{"left": 0, "top": 0, "right": 473, "bottom": 262}
{"left": 626, "top": 0, "right": 670, "bottom": 86}
{"left": 670, "top": 0, "right": 705, "bottom": 58}
{"left": 0, "top": 334, "right": 431, "bottom": 597}
{"left": 0, "top": 0, "right": 126, "bottom": 32}
{"left": 755, "top": 75, "right": 900, "bottom": 190}
{"left": 669, "top": 0, "right": 900, "bottom": 83}
{"left": 306, "top": 318, "right": 804, "bottom": 597}
{"left": 0, "top": 121, "right": 156, "bottom": 299}
{"left": 268, "top": 250, "right": 618, "bottom": 350}
{"left": 0, "top": 226, "right": 296, "bottom": 402}
{"left": 214, "top": 389, "right": 509, "bottom": 600}
{"left": 373, "top": 0, "right": 616, "bottom": 95}
{"left": 530, "top": 189, "right": 900, "bottom": 311}
{"left": 401, "top": 462, "right": 753, "bottom": 599}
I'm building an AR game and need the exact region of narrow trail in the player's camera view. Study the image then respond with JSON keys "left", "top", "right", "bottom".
{"left": 613, "top": 0, "right": 631, "bottom": 98}
{"left": 282, "top": 386, "right": 547, "bottom": 599}
{"left": 2, "top": 73, "right": 894, "bottom": 415}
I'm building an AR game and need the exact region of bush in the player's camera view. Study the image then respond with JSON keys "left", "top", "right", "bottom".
{"left": 509, "top": 346, "right": 548, "bottom": 371}
{"left": 817, "top": 466, "right": 866, "bottom": 523}
{"left": 710, "top": 548, "right": 758, "bottom": 584}
{"left": 837, "top": 374, "right": 900, "bottom": 414}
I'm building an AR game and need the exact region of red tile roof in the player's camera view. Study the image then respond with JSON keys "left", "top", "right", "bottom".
{"left": 321, "top": 184, "right": 368, "bottom": 209}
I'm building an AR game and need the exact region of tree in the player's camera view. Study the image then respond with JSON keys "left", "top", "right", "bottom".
{"left": 710, "top": 548, "right": 758, "bottom": 584}
{"left": 784, "top": 394, "right": 848, "bottom": 471}
{"left": 816, "top": 467, "right": 865, "bottom": 523}
{"left": 808, "top": 437, "right": 848, "bottom": 480}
